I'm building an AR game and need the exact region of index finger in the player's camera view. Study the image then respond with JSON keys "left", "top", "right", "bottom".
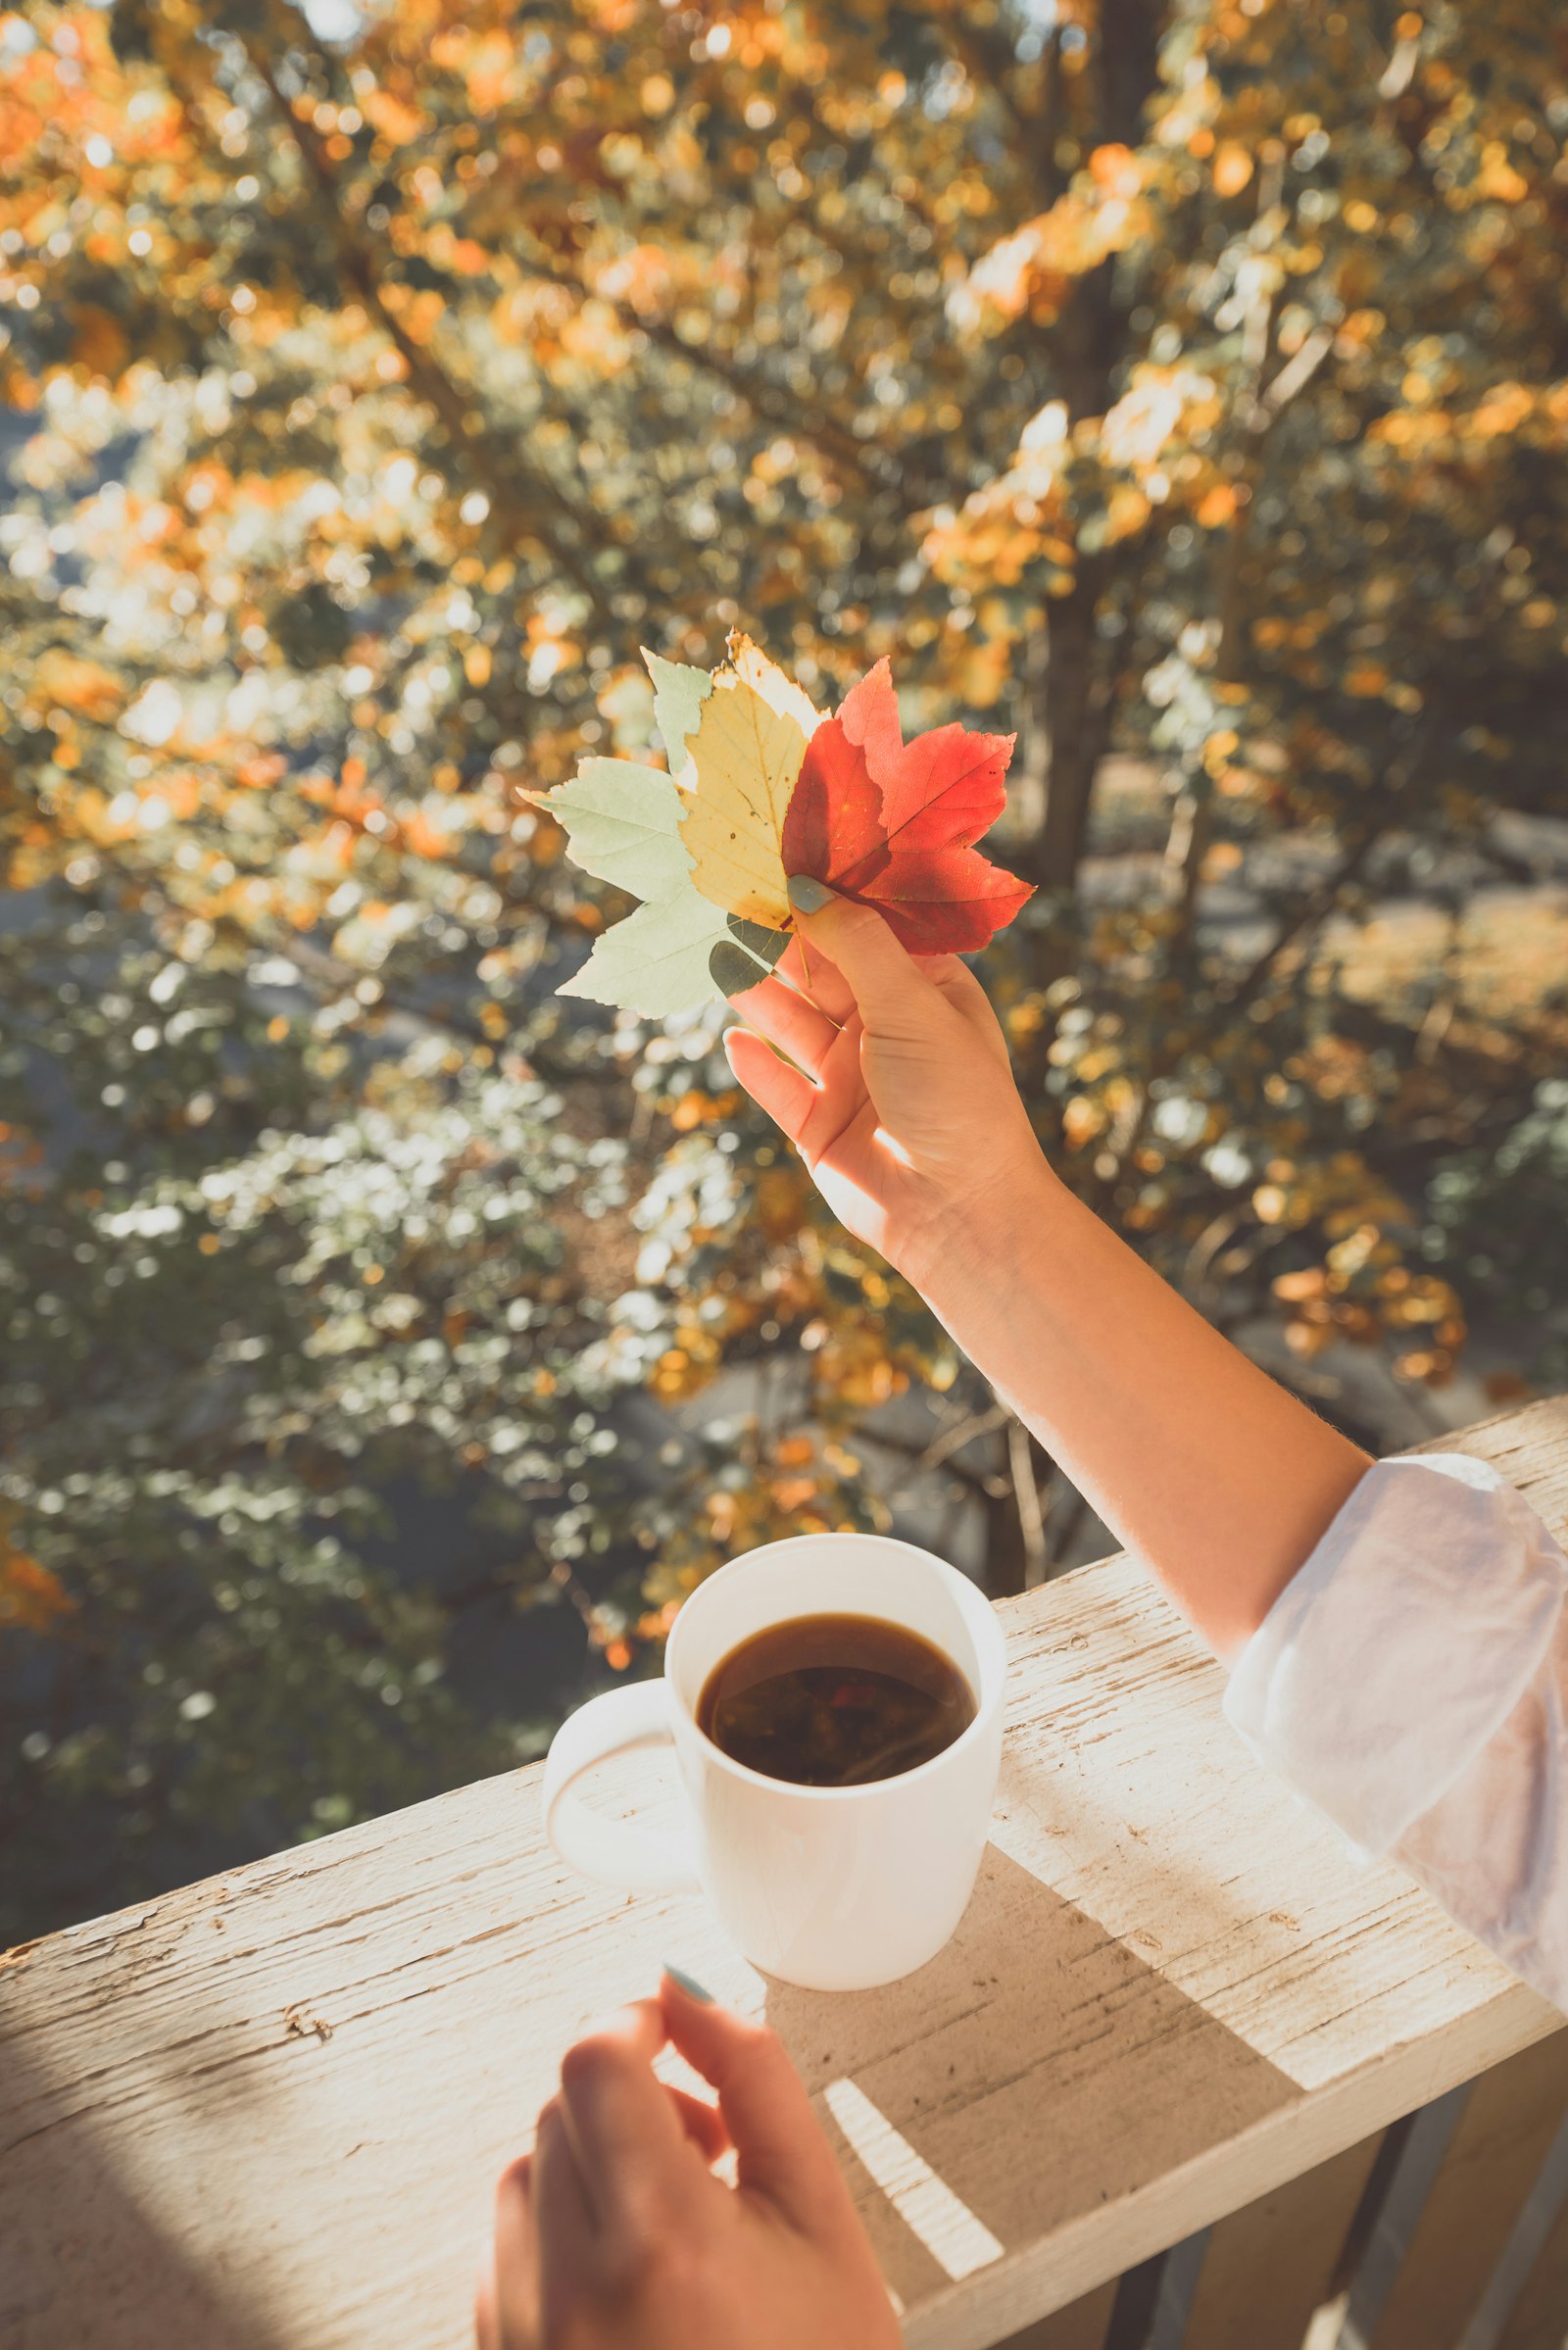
{"left": 775, "top": 932, "right": 856, "bottom": 1025}
{"left": 557, "top": 2000, "right": 702, "bottom": 2241}
{"left": 786, "top": 888, "right": 940, "bottom": 1039}
{"left": 660, "top": 1974, "right": 845, "bottom": 2230}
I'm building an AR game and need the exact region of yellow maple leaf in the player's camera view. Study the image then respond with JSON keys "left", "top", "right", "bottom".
{"left": 679, "top": 638, "right": 816, "bottom": 927}
{"left": 725, "top": 630, "right": 823, "bottom": 743}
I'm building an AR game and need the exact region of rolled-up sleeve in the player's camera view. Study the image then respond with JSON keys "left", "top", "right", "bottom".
{"left": 1224, "top": 1451, "right": 1568, "bottom": 2012}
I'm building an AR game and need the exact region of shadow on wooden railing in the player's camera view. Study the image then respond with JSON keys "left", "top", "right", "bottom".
{"left": 1, "top": 1396, "right": 1565, "bottom": 2350}
{"left": 993, "top": 1394, "right": 1568, "bottom": 2350}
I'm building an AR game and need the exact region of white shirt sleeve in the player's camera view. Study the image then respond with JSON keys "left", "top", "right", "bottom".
{"left": 1223, "top": 1451, "right": 1568, "bottom": 2012}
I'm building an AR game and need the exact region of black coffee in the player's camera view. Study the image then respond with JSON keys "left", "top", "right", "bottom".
{"left": 697, "top": 1613, "right": 976, "bottom": 1787}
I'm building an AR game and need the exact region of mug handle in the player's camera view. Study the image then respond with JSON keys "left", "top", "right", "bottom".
{"left": 542, "top": 1681, "right": 703, "bottom": 1895}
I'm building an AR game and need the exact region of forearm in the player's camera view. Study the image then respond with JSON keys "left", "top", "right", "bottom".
{"left": 903, "top": 1157, "right": 1371, "bottom": 1660}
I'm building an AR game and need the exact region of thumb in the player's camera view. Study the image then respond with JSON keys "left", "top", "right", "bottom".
{"left": 785, "top": 879, "right": 935, "bottom": 1037}
{"left": 661, "top": 1973, "right": 841, "bottom": 2228}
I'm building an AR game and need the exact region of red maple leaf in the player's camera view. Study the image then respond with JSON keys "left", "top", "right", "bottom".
{"left": 774, "top": 666, "right": 884, "bottom": 884}
{"left": 780, "top": 661, "right": 1033, "bottom": 954}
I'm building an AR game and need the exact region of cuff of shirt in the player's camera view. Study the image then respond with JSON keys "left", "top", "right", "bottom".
{"left": 1223, "top": 1452, "right": 1568, "bottom": 1858}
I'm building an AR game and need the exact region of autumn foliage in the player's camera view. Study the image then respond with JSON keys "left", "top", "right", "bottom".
{"left": 785, "top": 661, "right": 1031, "bottom": 953}
{"left": 1, "top": 0, "right": 1565, "bottom": 1938}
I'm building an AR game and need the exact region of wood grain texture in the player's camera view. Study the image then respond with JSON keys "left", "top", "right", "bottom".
{"left": 1179, "top": 2130, "right": 1386, "bottom": 2350}
{"left": 1369, "top": 2034, "right": 1568, "bottom": 2350}
{"left": 2, "top": 1398, "right": 1565, "bottom": 2350}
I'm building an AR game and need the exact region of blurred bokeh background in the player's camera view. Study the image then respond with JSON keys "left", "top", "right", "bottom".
{"left": 2, "top": 0, "right": 1565, "bottom": 1946}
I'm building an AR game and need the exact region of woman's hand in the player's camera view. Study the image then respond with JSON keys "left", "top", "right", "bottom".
{"left": 722, "top": 879, "right": 1051, "bottom": 1283}
{"left": 476, "top": 1972, "right": 902, "bottom": 2350}
{"left": 722, "top": 882, "right": 1369, "bottom": 1659}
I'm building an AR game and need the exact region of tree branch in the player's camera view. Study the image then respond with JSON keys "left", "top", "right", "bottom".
{"left": 1007, "top": 1415, "right": 1051, "bottom": 1587}
{"left": 1217, "top": 822, "right": 1389, "bottom": 1019}
{"left": 513, "top": 238, "right": 887, "bottom": 489}
{"left": 235, "top": 24, "right": 643, "bottom": 628}
{"left": 910, "top": 2, "right": 1066, "bottom": 212}
{"left": 1261, "top": 323, "right": 1336, "bottom": 420}
{"left": 921, "top": 1401, "right": 1009, "bottom": 1469}
{"left": 858, "top": 1426, "right": 1009, "bottom": 1501}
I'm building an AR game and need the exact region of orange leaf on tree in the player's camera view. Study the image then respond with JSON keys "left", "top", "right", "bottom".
{"left": 0, "top": 1547, "right": 74, "bottom": 1634}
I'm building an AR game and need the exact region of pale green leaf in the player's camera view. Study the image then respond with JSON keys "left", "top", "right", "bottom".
{"left": 558, "top": 883, "right": 731, "bottom": 1015}
{"left": 641, "top": 652, "right": 712, "bottom": 780}
{"left": 534, "top": 760, "right": 691, "bottom": 897}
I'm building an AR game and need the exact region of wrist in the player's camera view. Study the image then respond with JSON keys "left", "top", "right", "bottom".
{"left": 894, "top": 1146, "right": 1065, "bottom": 1306}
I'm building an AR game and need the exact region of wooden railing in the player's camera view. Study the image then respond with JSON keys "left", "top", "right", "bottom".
{"left": 2, "top": 1396, "right": 1566, "bottom": 2350}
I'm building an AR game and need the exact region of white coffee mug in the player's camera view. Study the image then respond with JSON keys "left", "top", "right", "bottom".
{"left": 542, "top": 1532, "right": 1006, "bottom": 1991}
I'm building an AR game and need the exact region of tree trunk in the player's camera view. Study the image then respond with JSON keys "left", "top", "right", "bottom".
{"left": 1020, "top": 0, "right": 1166, "bottom": 902}
{"left": 1035, "top": 573, "right": 1111, "bottom": 894}
{"left": 983, "top": 1481, "right": 1030, "bottom": 1599}
{"left": 1099, "top": 0, "right": 1165, "bottom": 150}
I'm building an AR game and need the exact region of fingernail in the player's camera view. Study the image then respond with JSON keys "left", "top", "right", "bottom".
{"left": 786, "top": 873, "right": 832, "bottom": 913}
{"left": 663, "top": 1963, "right": 715, "bottom": 2004}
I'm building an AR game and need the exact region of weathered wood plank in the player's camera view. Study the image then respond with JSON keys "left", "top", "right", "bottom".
{"left": 1, "top": 1398, "right": 1564, "bottom": 2350}
{"left": 1366, "top": 2032, "right": 1568, "bottom": 2349}
{"left": 1178, "top": 2130, "right": 1385, "bottom": 2350}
